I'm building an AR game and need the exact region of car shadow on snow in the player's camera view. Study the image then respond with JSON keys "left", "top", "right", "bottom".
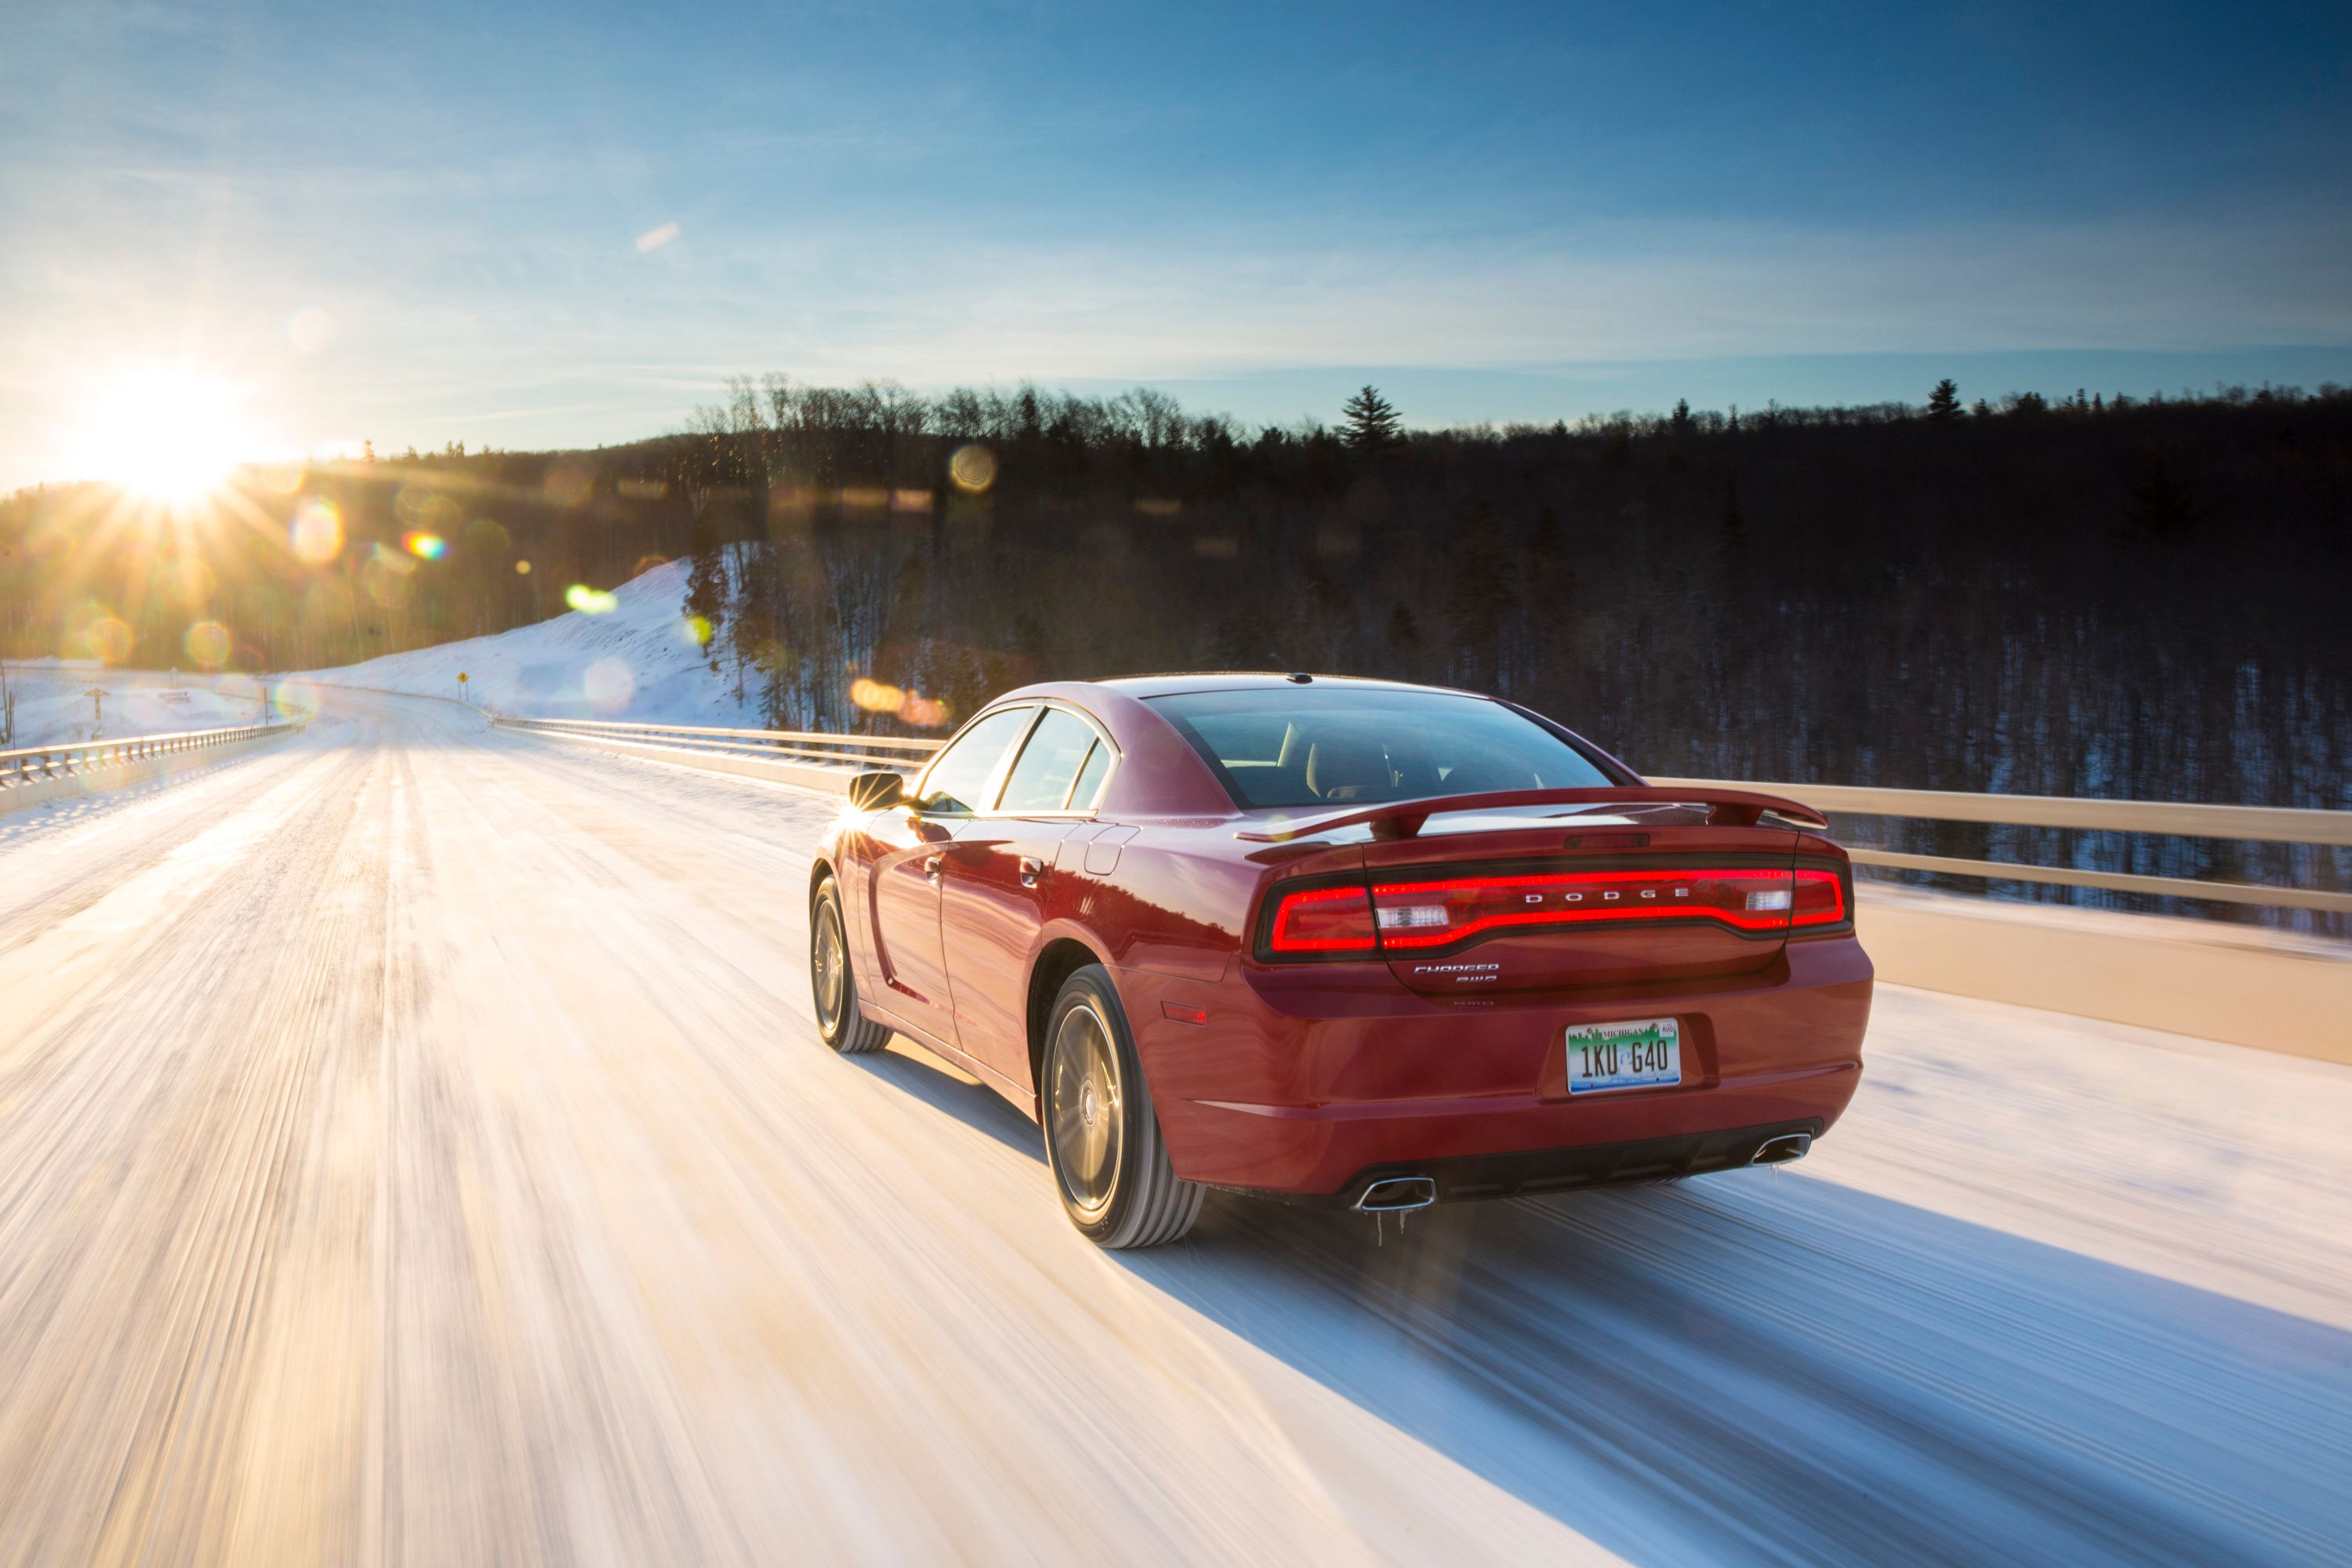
{"left": 847, "top": 1038, "right": 2350, "bottom": 1566}
{"left": 848, "top": 1040, "right": 1045, "bottom": 1160}
{"left": 1117, "top": 1176, "right": 2352, "bottom": 1568}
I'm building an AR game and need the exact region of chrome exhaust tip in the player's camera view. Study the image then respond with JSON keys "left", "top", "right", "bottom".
{"left": 1749, "top": 1132, "right": 1813, "bottom": 1167}
{"left": 1356, "top": 1175, "right": 1438, "bottom": 1213}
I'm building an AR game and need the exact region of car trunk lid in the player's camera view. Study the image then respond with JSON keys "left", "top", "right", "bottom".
{"left": 1357, "top": 804, "right": 1805, "bottom": 993}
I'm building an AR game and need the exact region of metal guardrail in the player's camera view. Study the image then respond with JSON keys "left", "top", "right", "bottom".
{"left": 491, "top": 716, "right": 942, "bottom": 775}
{"left": 488, "top": 716, "right": 2345, "bottom": 916}
{"left": 0, "top": 721, "right": 303, "bottom": 790}
{"left": 1655, "top": 777, "right": 2350, "bottom": 915}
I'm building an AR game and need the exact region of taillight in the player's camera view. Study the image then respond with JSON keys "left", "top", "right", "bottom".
{"left": 1789, "top": 868, "right": 1847, "bottom": 927}
{"left": 1260, "top": 864, "right": 1849, "bottom": 961}
{"left": 1369, "top": 867, "right": 1817, "bottom": 949}
{"left": 1265, "top": 884, "right": 1378, "bottom": 954}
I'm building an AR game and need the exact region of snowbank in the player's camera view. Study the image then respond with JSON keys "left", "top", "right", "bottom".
{"left": 298, "top": 557, "right": 764, "bottom": 724}
{"left": 2, "top": 666, "right": 270, "bottom": 749}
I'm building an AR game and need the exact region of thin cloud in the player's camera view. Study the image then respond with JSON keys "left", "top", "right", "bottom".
{"left": 634, "top": 223, "right": 680, "bottom": 255}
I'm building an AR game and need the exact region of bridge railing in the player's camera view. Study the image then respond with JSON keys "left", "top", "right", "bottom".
{"left": 1653, "top": 777, "right": 2350, "bottom": 916}
{"left": 491, "top": 715, "right": 944, "bottom": 775}
{"left": 491, "top": 716, "right": 2347, "bottom": 917}
{"left": 0, "top": 721, "right": 304, "bottom": 792}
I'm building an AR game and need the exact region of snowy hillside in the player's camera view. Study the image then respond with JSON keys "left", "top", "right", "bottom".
{"left": 2, "top": 663, "right": 271, "bottom": 749}
{"left": 298, "top": 556, "right": 760, "bottom": 724}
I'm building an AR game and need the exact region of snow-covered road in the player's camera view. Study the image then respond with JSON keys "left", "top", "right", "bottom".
{"left": 1, "top": 688, "right": 2345, "bottom": 1567}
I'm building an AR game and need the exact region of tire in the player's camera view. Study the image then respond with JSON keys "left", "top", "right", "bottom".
{"left": 1040, "top": 965, "right": 1203, "bottom": 1248}
{"left": 811, "top": 877, "right": 890, "bottom": 1054}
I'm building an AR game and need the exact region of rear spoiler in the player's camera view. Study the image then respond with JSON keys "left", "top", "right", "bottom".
{"left": 1233, "top": 785, "right": 1831, "bottom": 843}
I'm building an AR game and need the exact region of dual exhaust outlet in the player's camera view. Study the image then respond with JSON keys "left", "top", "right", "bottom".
{"left": 1349, "top": 1131, "right": 1813, "bottom": 1214}
{"left": 1355, "top": 1176, "right": 1438, "bottom": 1213}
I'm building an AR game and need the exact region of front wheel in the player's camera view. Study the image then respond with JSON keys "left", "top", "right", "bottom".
{"left": 1041, "top": 966, "right": 1202, "bottom": 1248}
{"left": 811, "top": 877, "right": 890, "bottom": 1054}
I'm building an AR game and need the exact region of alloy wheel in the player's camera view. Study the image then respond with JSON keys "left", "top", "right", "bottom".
{"left": 1049, "top": 1003, "right": 1124, "bottom": 1217}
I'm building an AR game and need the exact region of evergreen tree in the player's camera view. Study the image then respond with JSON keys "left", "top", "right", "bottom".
{"left": 1926, "top": 379, "right": 1961, "bottom": 422}
{"left": 1671, "top": 398, "right": 1694, "bottom": 436}
{"left": 1443, "top": 501, "right": 1515, "bottom": 687}
{"left": 683, "top": 528, "right": 728, "bottom": 673}
{"left": 723, "top": 546, "right": 776, "bottom": 709}
{"left": 1340, "top": 386, "right": 1403, "bottom": 451}
{"left": 1720, "top": 475, "right": 1748, "bottom": 551}
{"left": 2126, "top": 456, "right": 2204, "bottom": 541}
{"left": 1523, "top": 506, "right": 1570, "bottom": 675}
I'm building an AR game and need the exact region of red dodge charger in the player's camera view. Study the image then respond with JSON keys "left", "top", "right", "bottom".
{"left": 808, "top": 675, "right": 1871, "bottom": 1247}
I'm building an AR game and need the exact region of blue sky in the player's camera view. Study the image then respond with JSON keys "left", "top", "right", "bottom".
{"left": 3, "top": 0, "right": 2348, "bottom": 486}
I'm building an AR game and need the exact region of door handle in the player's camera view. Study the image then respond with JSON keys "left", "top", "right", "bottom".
{"left": 924, "top": 855, "right": 944, "bottom": 883}
{"left": 1018, "top": 855, "right": 1047, "bottom": 888}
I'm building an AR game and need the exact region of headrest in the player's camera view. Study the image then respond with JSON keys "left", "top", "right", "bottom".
{"left": 1305, "top": 734, "right": 1392, "bottom": 800}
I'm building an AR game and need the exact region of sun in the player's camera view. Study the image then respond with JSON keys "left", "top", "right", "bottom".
{"left": 67, "top": 366, "right": 252, "bottom": 506}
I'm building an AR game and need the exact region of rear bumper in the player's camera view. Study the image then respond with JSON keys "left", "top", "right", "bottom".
{"left": 1249, "top": 1119, "right": 1826, "bottom": 1208}
{"left": 1120, "top": 934, "right": 1871, "bottom": 1196}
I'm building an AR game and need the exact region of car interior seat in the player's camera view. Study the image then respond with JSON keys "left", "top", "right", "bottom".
{"left": 1305, "top": 733, "right": 1396, "bottom": 800}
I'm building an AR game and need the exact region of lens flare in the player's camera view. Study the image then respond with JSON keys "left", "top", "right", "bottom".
{"left": 949, "top": 444, "right": 997, "bottom": 493}
{"left": 269, "top": 681, "right": 322, "bottom": 721}
{"left": 584, "top": 657, "right": 635, "bottom": 710}
{"left": 848, "top": 677, "right": 949, "bottom": 728}
{"left": 394, "top": 485, "right": 461, "bottom": 531}
{"left": 543, "top": 459, "right": 594, "bottom": 508}
{"left": 288, "top": 306, "right": 337, "bottom": 354}
{"left": 252, "top": 461, "right": 305, "bottom": 496}
{"left": 565, "top": 584, "right": 618, "bottom": 614}
{"left": 403, "top": 531, "right": 447, "bottom": 560}
{"left": 362, "top": 546, "right": 416, "bottom": 608}
{"left": 183, "top": 621, "right": 232, "bottom": 670}
{"left": 74, "top": 611, "right": 135, "bottom": 664}
{"left": 289, "top": 499, "right": 343, "bottom": 564}
{"left": 516, "top": 559, "right": 532, "bottom": 575}
{"left": 682, "top": 615, "right": 713, "bottom": 648}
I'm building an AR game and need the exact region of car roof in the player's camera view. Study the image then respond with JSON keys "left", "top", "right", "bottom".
{"left": 1082, "top": 672, "right": 1492, "bottom": 701}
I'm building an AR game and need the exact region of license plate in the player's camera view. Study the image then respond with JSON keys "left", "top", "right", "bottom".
{"left": 1566, "top": 1018, "right": 1682, "bottom": 1094}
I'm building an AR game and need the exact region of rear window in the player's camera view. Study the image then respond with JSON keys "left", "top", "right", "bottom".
{"left": 1147, "top": 688, "right": 1614, "bottom": 809}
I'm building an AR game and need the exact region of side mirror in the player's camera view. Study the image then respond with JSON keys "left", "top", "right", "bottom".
{"left": 848, "top": 770, "right": 906, "bottom": 811}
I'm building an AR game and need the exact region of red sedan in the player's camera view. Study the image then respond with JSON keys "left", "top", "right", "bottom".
{"left": 808, "top": 675, "right": 1871, "bottom": 1247}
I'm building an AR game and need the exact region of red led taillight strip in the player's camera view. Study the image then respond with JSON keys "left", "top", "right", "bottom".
{"left": 1370, "top": 866, "right": 1846, "bottom": 949}
{"left": 1265, "top": 866, "right": 1846, "bottom": 960}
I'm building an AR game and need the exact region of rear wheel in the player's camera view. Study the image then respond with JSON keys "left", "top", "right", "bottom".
{"left": 811, "top": 878, "right": 889, "bottom": 1054}
{"left": 1042, "top": 965, "right": 1201, "bottom": 1248}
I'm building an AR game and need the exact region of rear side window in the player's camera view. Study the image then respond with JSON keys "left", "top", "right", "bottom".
{"left": 1067, "top": 741, "right": 1112, "bottom": 811}
{"left": 1149, "top": 688, "right": 1613, "bottom": 809}
{"left": 915, "top": 706, "right": 1035, "bottom": 813}
{"left": 997, "top": 708, "right": 1102, "bottom": 813}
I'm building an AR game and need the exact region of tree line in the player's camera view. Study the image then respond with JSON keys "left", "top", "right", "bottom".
{"left": 1, "top": 374, "right": 2344, "bottom": 928}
